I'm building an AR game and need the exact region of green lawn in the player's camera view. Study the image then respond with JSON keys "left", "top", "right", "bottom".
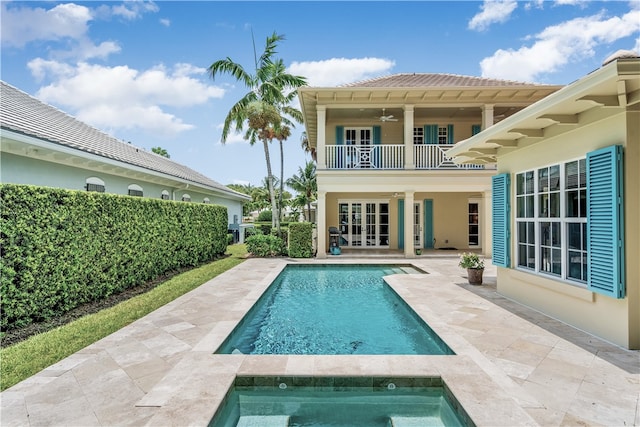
{"left": 0, "top": 244, "right": 247, "bottom": 391}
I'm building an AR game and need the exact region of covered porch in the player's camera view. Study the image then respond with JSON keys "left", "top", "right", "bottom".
{"left": 315, "top": 170, "right": 494, "bottom": 259}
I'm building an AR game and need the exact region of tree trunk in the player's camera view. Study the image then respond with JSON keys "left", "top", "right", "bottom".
{"left": 306, "top": 201, "right": 311, "bottom": 222}
{"left": 262, "top": 139, "right": 280, "bottom": 232}
{"left": 278, "top": 140, "right": 284, "bottom": 233}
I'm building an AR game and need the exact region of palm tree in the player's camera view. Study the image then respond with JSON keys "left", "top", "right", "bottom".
{"left": 286, "top": 161, "right": 317, "bottom": 222}
{"left": 300, "top": 131, "right": 316, "bottom": 160}
{"left": 208, "top": 32, "right": 306, "bottom": 234}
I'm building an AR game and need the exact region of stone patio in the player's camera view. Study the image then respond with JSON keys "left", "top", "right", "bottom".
{"left": 1, "top": 257, "right": 638, "bottom": 426}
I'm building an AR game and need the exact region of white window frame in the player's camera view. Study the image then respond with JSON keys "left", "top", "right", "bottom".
{"left": 515, "top": 158, "right": 588, "bottom": 286}
{"left": 437, "top": 126, "right": 448, "bottom": 145}
{"left": 413, "top": 127, "right": 424, "bottom": 145}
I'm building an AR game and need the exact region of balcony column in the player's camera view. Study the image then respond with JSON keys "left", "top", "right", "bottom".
{"left": 316, "top": 190, "right": 327, "bottom": 258}
{"left": 482, "top": 190, "right": 493, "bottom": 258}
{"left": 404, "top": 191, "right": 415, "bottom": 258}
{"left": 482, "top": 104, "right": 494, "bottom": 130}
{"left": 404, "top": 105, "right": 415, "bottom": 169}
{"left": 317, "top": 105, "right": 327, "bottom": 169}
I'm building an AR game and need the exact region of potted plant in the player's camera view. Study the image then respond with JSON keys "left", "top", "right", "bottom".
{"left": 415, "top": 248, "right": 422, "bottom": 255}
{"left": 458, "top": 252, "right": 485, "bottom": 285}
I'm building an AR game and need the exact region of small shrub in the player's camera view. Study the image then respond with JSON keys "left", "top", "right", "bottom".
{"left": 288, "top": 222, "right": 313, "bottom": 258}
{"left": 257, "top": 210, "right": 272, "bottom": 222}
{"left": 246, "top": 234, "right": 285, "bottom": 257}
{"left": 458, "top": 252, "right": 485, "bottom": 269}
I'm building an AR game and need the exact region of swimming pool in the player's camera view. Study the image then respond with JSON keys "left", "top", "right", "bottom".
{"left": 216, "top": 264, "right": 453, "bottom": 355}
{"left": 208, "top": 376, "right": 469, "bottom": 427}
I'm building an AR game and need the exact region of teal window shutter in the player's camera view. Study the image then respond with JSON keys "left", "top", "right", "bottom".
{"left": 472, "top": 124, "right": 481, "bottom": 135}
{"left": 335, "top": 126, "right": 344, "bottom": 145}
{"left": 423, "top": 199, "right": 433, "bottom": 249}
{"left": 398, "top": 199, "right": 405, "bottom": 249}
{"left": 447, "top": 124, "right": 454, "bottom": 144}
{"left": 424, "top": 125, "right": 437, "bottom": 144}
{"left": 373, "top": 125, "right": 381, "bottom": 168}
{"left": 587, "top": 145, "right": 625, "bottom": 299}
{"left": 492, "top": 173, "right": 511, "bottom": 267}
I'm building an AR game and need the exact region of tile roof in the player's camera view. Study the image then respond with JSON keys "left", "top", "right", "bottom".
{"left": 341, "top": 73, "right": 539, "bottom": 88}
{"left": 0, "top": 81, "right": 248, "bottom": 199}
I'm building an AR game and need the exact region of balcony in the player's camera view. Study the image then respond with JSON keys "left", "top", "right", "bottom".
{"left": 325, "top": 144, "right": 484, "bottom": 170}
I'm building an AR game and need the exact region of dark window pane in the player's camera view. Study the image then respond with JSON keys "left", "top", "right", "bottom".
{"left": 517, "top": 173, "right": 525, "bottom": 195}
{"left": 551, "top": 222, "right": 561, "bottom": 246}
{"left": 550, "top": 192, "right": 560, "bottom": 217}
{"left": 549, "top": 165, "right": 560, "bottom": 191}
{"left": 526, "top": 195, "right": 534, "bottom": 217}
{"left": 527, "top": 246, "right": 536, "bottom": 269}
{"left": 568, "top": 223, "right": 582, "bottom": 249}
{"left": 539, "top": 194, "right": 549, "bottom": 217}
{"left": 541, "top": 222, "right": 551, "bottom": 246}
{"left": 552, "top": 249, "right": 561, "bottom": 275}
{"left": 518, "top": 222, "right": 527, "bottom": 243}
{"left": 527, "top": 222, "right": 535, "bottom": 244}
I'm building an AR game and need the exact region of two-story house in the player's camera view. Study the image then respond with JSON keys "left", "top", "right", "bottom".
{"left": 298, "top": 74, "right": 561, "bottom": 257}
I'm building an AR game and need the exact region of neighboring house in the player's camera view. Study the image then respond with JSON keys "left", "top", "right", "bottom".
{"left": 0, "top": 81, "right": 251, "bottom": 227}
{"left": 298, "top": 74, "right": 561, "bottom": 257}
{"left": 448, "top": 52, "right": 639, "bottom": 349}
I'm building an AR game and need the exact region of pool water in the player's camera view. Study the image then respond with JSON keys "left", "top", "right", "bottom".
{"left": 209, "top": 377, "right": 468, "bottom": 427}
{"left": 216, "top": 264, "right": 452, "bottom": 355}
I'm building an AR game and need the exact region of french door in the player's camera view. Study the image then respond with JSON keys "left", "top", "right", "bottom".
{"left": 339, "top": 201, "right": 389, "bottom": 247}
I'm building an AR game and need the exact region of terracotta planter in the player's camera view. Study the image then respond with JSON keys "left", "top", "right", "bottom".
{"left": 467, "top": 268, "right": 484, "bottom": 285}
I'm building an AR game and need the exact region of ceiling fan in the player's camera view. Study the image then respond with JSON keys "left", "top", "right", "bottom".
{"left": 377, "top": 108, "right": 398, "bottom": 122}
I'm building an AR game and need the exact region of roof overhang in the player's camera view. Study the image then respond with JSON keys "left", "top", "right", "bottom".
{"left": 448, "top": 58, "right": 640, "bottom": 164}
{"left": 298, "top": 84, "right": 562, "bottom": 150}
{"left": 1, "top": 129, "right": 251, "bottom": 202}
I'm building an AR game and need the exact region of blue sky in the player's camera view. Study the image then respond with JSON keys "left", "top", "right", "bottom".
{"left": 2, "top": 1, "right": 638, "bottom": 188}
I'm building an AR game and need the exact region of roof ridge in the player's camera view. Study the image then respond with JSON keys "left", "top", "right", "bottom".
{"left": 340, "top": 72, "right": 543, "bottom": 88}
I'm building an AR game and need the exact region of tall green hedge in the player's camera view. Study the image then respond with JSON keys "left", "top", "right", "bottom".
{"left": 0, "top": 184, "right": 228, "bottom": 330}
{"left": 288, "top": 222, "right": 313, "bottom": 258}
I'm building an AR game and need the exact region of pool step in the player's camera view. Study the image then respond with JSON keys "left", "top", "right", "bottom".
{"left": 389, "top": 416, "right": 445, "bottom": 427}
{"left": 236, "top": 415, "right": 290, "bottom": 427}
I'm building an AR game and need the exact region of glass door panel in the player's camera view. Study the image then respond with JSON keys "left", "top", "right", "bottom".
{"left": 413, "top": 203, "right": 422, "bottom": 248}
{"left": 351, "top": 203, "right": 362, "bottom": 246}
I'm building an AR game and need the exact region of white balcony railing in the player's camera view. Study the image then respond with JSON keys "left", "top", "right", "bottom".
{"left": 414, "top": 145, "right": 483, "bottom": 169}
{"left": 325, "top": 144, "right": 404, "bottom": 169}
{"left": 325, "top": 144, "right": 483, "bottom": 170}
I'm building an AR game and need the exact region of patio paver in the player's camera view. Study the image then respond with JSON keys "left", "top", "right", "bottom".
{"left": 1, "top": 257, "right": 638, "bottom": 426}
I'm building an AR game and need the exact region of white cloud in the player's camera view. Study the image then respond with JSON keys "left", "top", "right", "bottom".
{"left": 160, "top": 18, "right": 171, "bottom": 27}
{"left": 96, "top": 1, "right": 159, "bottom": 21}
{"left": 216, "top": 123, "right": 250, "bottom": 145}
{"left": 468, "top": 0, "right": 518, "bottom": 31}
{"left": 480, "top": 8, "right": 640, "bottom": 81}
{"left": 1, "top": 3, "right": 92, "bottom": 47}
{"left": 288, "top": 57, "right": 395, "bottom": 87}
{"left": 32, "top": 61, "right": 225, "bottom": 136}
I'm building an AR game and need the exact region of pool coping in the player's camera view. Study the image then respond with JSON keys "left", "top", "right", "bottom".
{"left": 137, "top": 259, "right": 539, "bottom": 426}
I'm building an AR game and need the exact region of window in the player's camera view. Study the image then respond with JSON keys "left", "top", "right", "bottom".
{"left": 86, "top": 177, "right": 105, "bottom": 193}
{"left": 161, "top": 190, "right": 170, "bottom": 200}
{"left": 468, "top": 202, "right": 479, "bottom": 247}
{"left": 127, "top": 184, "right": 143, "bottom": 197}
{"left": 566, "top": 159, "right": 587, "bottom": 281}
{"left": 413, "top": 127, "right": 424, "bottom": 145}
{"left": 438, "top": 126, "right": 448, "bottom": 145}
{"left": 515, "top": 160, "right": 586, "bottom": 283}
{"left": 181, "top": 194, "right": 191, "bottom": 202}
